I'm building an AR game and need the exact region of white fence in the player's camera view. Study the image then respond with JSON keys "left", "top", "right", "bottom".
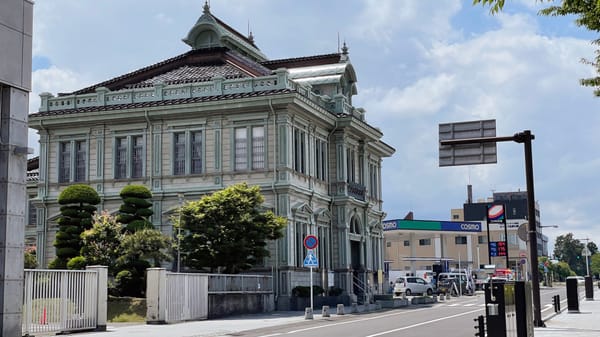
{"left": 146, "top": 269, "right": 273, "bottom": 324}
{"left": 22, "top": 266, "right": 107, "bottom": 336}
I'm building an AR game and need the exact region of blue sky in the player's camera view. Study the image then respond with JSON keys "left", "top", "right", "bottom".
{"left": 30, "top": 0, "right": 599, "bottom": 252}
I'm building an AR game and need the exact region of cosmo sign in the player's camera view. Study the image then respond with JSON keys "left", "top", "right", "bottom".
{"left": 383, "top": 219, "right": 482, "bottom": 232}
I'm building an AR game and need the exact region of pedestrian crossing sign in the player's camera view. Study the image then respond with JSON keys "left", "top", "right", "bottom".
{"left": 303, "top": 251, "right": 318, "bottom": 267}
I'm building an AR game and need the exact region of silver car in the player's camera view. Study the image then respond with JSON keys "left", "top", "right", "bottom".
{"left": 393, "top": 276, "right": 434, "bottom": 296}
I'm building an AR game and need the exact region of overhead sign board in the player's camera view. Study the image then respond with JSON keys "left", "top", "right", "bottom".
{"left": 382, "top": 219, "right": 482, "bottom": 232}
{"left": 439, "top": 119, "right": 497, "bottom": 166}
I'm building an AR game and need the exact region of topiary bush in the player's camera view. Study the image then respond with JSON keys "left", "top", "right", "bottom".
{"left": 52, "top": 184, "right": 99, "bottom": 269}
{"left": 117, "top": 185, "right": 154, "bottom": 233}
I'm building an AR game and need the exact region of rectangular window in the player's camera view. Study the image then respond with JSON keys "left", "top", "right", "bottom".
{"left": 173, "top": 132, "right": 186, "bottom": 175}
{"left": 347, "top": 148, "right": 355, "bottom": 182}
{"left": 28, "top": 200, "right": 36, "bottom": 226}
{"left": 191, "top": 131, "right": 203, "bottom": 174}
{"left": 59, "top": 140, "right": 87, "bottom": 183}
{"left": 478, "top": 235, "right": 487, "bottom": 244}
{"left": 235, "top": 127, "right": 248, "bottom": 171}
{"left": 314, "top": 139, "right": 328, "bottom": 181}
{"left": 115, "top": 137, "right": 128, "bottom": 179}
{"left": 386, "top": 241, "right": 391, "bottom": 247}
{"left": 132, "top": 136, "right": 144, "bottom": 178}
{"left": 75, "top": 140, "right": 86, "bottom": 182}
{"left": 419, "top": 238, "right": 431, "bottom": 246}
{"left": 115, "top": 135, "right": 144, "bottom": 179}
{"left": 251, "top": 126, "right": 265, "bottom": 169}
{"left": 403, "top": 240, "right": 410, "bottom": 247}
{"left": 293, "top": 128, "right": 306, "bottom": 174}
{"left": 455, "top": 236, "right": 467, "bottom": 245}
{"left": 173, "top": 130, "right": 203, "bottom": 175}
{"left": 59, "top": 142, "right": 71, "bottom": 183}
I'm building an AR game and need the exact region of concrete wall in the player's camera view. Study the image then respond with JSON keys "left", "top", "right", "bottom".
{"left": 208, "top": 293, "right": 275, "bottom": 319}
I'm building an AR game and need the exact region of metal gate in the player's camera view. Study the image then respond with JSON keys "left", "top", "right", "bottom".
{"left": 22, "top": 269, "right": 99, "bottom": 335}
{"left": 165, "top": 273, "right": 208, "bottom": 322}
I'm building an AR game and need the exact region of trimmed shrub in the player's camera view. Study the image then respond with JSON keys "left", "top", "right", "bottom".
{"left": 117, "top": 185, "right": 153, "bottom": 233}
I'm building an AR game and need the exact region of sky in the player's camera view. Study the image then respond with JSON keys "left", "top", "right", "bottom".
{"left": 29, "top": 0, "right": 600, "bottom": 253}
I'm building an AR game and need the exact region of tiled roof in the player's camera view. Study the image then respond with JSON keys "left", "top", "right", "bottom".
{"left": 30, "top": 89, "right": 294, "bottom": 118}
{"left": 262, "top": 53, "right": 342, "bottom": 70}
{"left": 69, "top": 48, "right": 272, "bottom": 95}
{"left": 125, "top": 64, "right": 249, "bottom": 89}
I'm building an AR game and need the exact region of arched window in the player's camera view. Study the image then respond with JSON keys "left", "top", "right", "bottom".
{"left": 350, "top": 216, "right": 361, "bottom": 235}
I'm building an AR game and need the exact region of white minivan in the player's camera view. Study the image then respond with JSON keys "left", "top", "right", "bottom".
{"left": 393, "top": 276, "right": 434, "bottom": 296}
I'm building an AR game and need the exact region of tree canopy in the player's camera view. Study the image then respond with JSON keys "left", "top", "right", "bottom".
{"left": 473, "top": 0, "right": 600, "bottom": 96}
{"left": 179, "top": 183, "right": 287, "bottom": 274}
{"left": 553, "top": 233, "right": 596, "bottom": 275}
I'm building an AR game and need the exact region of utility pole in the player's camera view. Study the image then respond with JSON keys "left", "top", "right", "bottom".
{"left": 441, "top": 130, "right": 544, "bottom": 327}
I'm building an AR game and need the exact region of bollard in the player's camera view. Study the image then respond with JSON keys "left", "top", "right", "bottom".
{"left": 566, "top": 276, "right": 579, "bottom": 313}
{"left": 322, "top": 305, "right": 330, "bottom": 317}
{"left": 336, "top": 304, "right": 345, "bottom": 315}
{"left": 304, "top": 307, "right": 313, "bottom": 320}
{"left": 585, "top": 276, "right": 594, "bottom": 301}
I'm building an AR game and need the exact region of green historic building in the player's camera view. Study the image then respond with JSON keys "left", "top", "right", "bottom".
{"left": 28, "top": 4, "right": 394, "bottom": 307}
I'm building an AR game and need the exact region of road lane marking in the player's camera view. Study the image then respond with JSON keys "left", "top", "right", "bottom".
{"left": 282, "top": 307, "right": 432, "bottom": 334}
{"left": 365, "top": 308, "right": 482, "bottom": 337}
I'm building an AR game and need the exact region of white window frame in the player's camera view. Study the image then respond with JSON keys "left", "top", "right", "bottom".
{"left": 114, "top": 135, "right": 145, "bottom": 179}
{"left": 172, "top": 130, "right": 204, "bottom": 175}
{"left": 234, "top": 125, "right": 266, "bottom": 172}
{"left": 58, "top": 139, "right": 87, "bottom": 183}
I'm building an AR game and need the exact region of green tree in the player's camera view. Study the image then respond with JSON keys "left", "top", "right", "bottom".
{"left": 179, "top": 183, "right": 287, "bottom": 274}
{"left": 590, "top": 253, "right": 600, "bottom": 278}
{"left": 473, "top": 0, "right": 600, "bottom": 96}
{"left": 80, "top": 211, "right": 124, "bottom": 274}
{"left": 115, "top": 228, "right": 172, "bottom": 297}
{"left": 50, "top": 184, "right": 100, "bottom": 269}
{"left": 117, "top": 185, "right": 154, "bottom": 233}
{"left": 24, "top": 247, "right": 37, "bottom": 269}
{"left": 553, "top": 233, "right": 587, "bottom": 275}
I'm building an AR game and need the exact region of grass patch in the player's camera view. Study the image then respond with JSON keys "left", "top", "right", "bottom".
{"left": 107, "top": 296, "right": 146, "bottom": 322}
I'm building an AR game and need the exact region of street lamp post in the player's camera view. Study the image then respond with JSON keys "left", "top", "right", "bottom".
{"left": 177, "top": 193, "right": 184, "bottom": 273}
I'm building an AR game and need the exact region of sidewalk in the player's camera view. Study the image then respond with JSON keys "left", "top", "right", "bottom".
{"left": 79, "top": 311, "right": 310, "bottom": 337}
{"left": 535, "top": 297, "right": 600, "bottom": 337}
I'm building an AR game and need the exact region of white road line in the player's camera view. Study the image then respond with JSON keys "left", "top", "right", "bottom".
{"left": 365, "top": 308, "right": 483, "bottom": 337}
{"left": 283, "top": 307, "right": 431, "bottom": 334}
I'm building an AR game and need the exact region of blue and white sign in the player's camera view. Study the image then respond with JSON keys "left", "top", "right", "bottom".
{"left": 303, "top": 251, "right": 318, "bottom": 268}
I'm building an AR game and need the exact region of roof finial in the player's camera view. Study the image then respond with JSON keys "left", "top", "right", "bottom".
{"left": 342, "top": 41, "right": 349, "bottom": 55}
{"left": 248, "top": 20, "right": 254, "bottom": 44}
{"left": 203, "top": 0, "right": 210, "bottom": 14}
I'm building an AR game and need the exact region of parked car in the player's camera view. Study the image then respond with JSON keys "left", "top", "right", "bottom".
{"left": 576, "top": 276, "right": 585, "bottom": 285}
{"left": 437, "top": 272, "right": 473, "bottom": 295}
{"left": 393, "top": 276, "right": 434, "bottom": 296}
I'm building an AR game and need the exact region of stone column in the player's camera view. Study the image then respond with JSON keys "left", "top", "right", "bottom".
{"left": 1, "top": 3, "right": 32, "bottom": 334}
{"left": 86, "top": 266, "right": 108, "bottom": 331}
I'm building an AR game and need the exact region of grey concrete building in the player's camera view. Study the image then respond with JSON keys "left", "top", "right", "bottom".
{"left": 0, "top": 0, "right": 33, "bottom": 335}
{"left": 28, "top": 4, "right": 394, "bottom": 308}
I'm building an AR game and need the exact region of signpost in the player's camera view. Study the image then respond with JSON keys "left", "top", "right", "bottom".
{"left": 303, "top": 235, "right": 319, "bottom": 316}
{"left": 439, "top": 122, "right": 544, "bottom": 327}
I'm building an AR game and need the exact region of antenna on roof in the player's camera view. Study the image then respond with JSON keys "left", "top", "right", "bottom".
{"left": 337, "top": 32, "right": 340, "bottom": 53}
